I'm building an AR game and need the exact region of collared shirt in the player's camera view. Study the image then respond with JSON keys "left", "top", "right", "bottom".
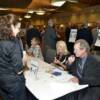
{"left": 80, "top": 56, "right": 87, "bottom": 71}
{"left": 77, "top": 56, "right": 87, "bottom": 78}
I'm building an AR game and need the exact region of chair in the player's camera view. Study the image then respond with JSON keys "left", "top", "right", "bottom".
{"left": 45, "top": 48, "right": 56, "bottom": 63}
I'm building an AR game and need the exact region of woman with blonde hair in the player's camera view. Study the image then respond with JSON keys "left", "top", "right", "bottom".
{"left": 53, "top": 40, "right": 70, "bottom": 70}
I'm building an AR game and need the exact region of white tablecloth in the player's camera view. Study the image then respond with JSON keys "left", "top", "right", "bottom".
{"left": 24, "top": 58, "right": 88, "bottom": 100}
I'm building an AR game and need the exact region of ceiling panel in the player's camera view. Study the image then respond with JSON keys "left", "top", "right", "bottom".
{"left": 0, "top": 0, "right": 100, "bottom": 17}
{"left": 79, "top": 0, "right": 100, "bottom": 6}
{"left": 0, "top": 0, "right": 32, "bottom": 8}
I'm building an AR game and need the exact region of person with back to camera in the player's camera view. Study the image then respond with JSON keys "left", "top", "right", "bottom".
{"left": 43, "top": 19, "right": 57, "bottom": 61}
{"left": 0, "top": 14, "right": 28, "bottom": 100}
{"left": 53, "top": 40, "right": 70, "bottom": 71}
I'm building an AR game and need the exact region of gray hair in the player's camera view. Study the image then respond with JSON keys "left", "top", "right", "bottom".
{"left": 48, "top": 19, "right": 54, "bottom": 27}
{"left": 75, "top": 39, "right": 90, "bottom": 53}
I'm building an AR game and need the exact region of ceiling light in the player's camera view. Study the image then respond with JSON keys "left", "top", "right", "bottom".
{"left": 0, "top": 8, "right": 9, "bottom": 10}
{"left": 36, "top": 10, "right": 45, "bottom": 15}
{"left": 19, "top": 17, "right": 23, "bottom": 21}
{"left": 60, "top": 24, "right": 65, "bottom": 28}
{"left": 51, "top": 0, "right": 66, "bottom": 7}
{"left": 24, "top": 14, "right": 31, "bottom": 18}
{"left": 28, "top": 10, "right": 34, "bottom": 14}
{"left": 67, "top": 0, "right": 78, "bottom": 3}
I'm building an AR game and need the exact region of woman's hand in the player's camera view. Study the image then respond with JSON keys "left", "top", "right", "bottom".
{"left": 54, "top": 57, "right": 67, "bottom": 70}
{"left": 54, "top": 57, "right": 61, "bottom": 65}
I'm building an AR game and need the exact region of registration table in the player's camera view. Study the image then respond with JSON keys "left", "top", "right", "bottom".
{"left": 24, "top": 58, "right": 88, "bottom": 100}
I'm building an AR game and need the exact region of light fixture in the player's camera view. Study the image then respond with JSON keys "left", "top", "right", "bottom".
{"left": 51, "top": 0, "right": 66, "bottom": 7}
{"left": 67, "top": 0, "right": 78, "bottom": 3}
{"left": 0, "top": 8, "right": 9, "bottom": 10}
{"left": 19, "top": 17, "right": 23, "bottom": 21}
{"left": 36, "top": 10, "right": 45, "bottom": 15}
{"left": 24, "top": 14, "right": 31, "bottom": 18}
{"left": 60, "top": 24, "right": 65, "bottom": 28}
{"left": 28, "top": 10, "right": 34, "bottom": 14}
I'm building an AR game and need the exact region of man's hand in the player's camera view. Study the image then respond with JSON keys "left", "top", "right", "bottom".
{"left": 68, "top": 55, "right": 75, "bottom": 65}
{"left": 69, "top": 76, "right": 79, "bottom": 83}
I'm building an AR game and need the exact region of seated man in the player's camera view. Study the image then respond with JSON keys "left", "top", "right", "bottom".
{"left": 56, "top": 39, "right": 100, "bottom": 100}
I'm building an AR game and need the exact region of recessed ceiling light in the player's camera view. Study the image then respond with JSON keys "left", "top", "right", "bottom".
{"left": 28, "top": 10, "right": 34, "bottom": 14}
{"left": 24, "top": 14, "right": 31, "bottom": 18}
{"left": 67, "top": 0, "right": 78, "bottom": 3}
{"left": 51, "top": 0, "right": 66, "bottom": 7}
{"left": 36, "top": 10, "right": 45, "bottom": 15}
{"left": 0, "top": 8, "right": 9, "bottom": 10}
{"left": 19, "top": 17, "right": 22, "bottom": 21}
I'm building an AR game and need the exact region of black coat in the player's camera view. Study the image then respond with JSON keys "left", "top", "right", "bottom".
{"left": 69, "top": 55, "right": 100, "bottom": 86}
{"left": 0, "top": 38, "right": 26, "bottom": 100}
{"left": 68, "top": 55, "right": 100, "bottom": 100}
{"left": 0, "top": 38, "right": 23, "bottom": 75}
{"left": 76, "top": 28, "right": 93, "bottom": 46}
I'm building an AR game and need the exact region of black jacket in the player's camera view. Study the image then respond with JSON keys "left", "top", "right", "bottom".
{"left": 69, "top": 55, "right": 100, "bottom": 86}
{"left": 67, "top": 55, "right": 100, "bottom": 100}
{"left": 0, "top": 37, "right": 27, "bottom": 100}
{"left": 0, "top": 38, "right": 23, "bottom": 75}
{"left": 76, "top": 28, "right": 93, "bottom": 46}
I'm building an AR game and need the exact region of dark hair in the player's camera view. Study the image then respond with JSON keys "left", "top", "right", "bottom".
{"left": 0, "top": 14, "right": 20, "bottom": 40}
{"left": 32, "top": 37, "right": 40, "bottom": 45}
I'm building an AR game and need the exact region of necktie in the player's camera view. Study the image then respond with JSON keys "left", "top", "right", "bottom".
{"left": 77, "top": 59, "right": 82, "bottom": 78}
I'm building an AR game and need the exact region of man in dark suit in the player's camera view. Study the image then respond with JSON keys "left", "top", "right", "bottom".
{"left": 65, "top": 39, "right": 100, "bottom": 100}
{"left": 76, "top": 24, "right": 93, "bottom": 47}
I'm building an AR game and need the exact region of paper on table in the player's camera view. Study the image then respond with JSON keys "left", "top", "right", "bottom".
{"left": 52, "top": 68, "right": 62, "bottom": 72}
{"left": 50, "top": 81, "right": 88, "bottom": 99}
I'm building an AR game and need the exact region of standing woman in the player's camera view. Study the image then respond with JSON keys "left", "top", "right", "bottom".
{"left": 0, "top": 14, "right": 27, "bottom": 100}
